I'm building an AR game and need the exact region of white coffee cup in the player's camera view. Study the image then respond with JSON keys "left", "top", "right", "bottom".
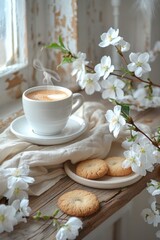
{"left": 22, "top": 85, "right": 84, "bottom": 136}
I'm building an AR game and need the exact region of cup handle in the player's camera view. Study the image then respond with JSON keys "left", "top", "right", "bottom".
{"left": 71, "top": 93, "right": 84, "bottom": 114}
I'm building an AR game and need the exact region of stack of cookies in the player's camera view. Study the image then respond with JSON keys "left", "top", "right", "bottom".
{"left": 76, "top": 157, "right": 132, "bottom": 179}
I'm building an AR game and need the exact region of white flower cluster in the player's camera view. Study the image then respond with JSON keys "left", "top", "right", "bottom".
{"left": 0, "top": 165, "right": 82, "bottom": 239}
{"left": 72, "top": 27, "right": 130, "bottom": 97}
{"left": 0, "top": 164, "right": 34, "bottom": 233}
{"left": 122, "top": 133, "right": 158, "bottom": 176}
{"left": 141, "top": 180, "right": 160, "bottom": 238}
{"left": 105, "top": 104, "right": 160, "bottom": 177}
{"left": 71, "top": 27, "right": 160, "bottom": 111}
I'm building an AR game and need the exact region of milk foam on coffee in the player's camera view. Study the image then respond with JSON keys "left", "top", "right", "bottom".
{"left": 26, "top": 90, "right": 69, "bottom": 101}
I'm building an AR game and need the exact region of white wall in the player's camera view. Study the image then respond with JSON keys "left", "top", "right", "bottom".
{"left": 77, "top": 0, "right": 160, "bottom": 83}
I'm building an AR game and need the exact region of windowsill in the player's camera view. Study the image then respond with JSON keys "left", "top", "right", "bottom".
{"left": 0, "top": 62, "right": 28, "bottom": 78}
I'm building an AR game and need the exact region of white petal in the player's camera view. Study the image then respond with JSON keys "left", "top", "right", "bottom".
{"left": 127, "top": 63, "right": 136, "bottom": 72}
{"left": 94, "top": 82, "right": 101, "bottom": 91}
{"left": 129, "top": 52, "right": 139, "bottom": 63}
{"left": 85, "top": 85, "right": 95, "bottom": 95}
{"left": 101, "top": 56, "right": 109, "bottom": 65}
{"left": 114, "top": 79, "right": 125, "bottom": 88}
{"left": 113, "top": 125, "right": 120, "bottom": 138}
{"left": 116, "top": 88, "right": 124, "bottom": 99}
{"left": 105, "top": 110, "right": 114, "bottom": 122}
{"left": 67, "top": 217, "right": 83, "bottom": 228}
{"left": 142, "top": 63, "right": 151, "bottom": 72}
{"left": 135, "top": 67, "right": 143, "bottom": 77}
{"left": 119, "top": 116, "right": 126, "bottom": 125}
{"left": 102, "top": 89, "right": 115, "bottom": 99}
{"left": 122, "top": 159, "right": 131, "bottom": 168}
{"left": 100, "top": 32, "right": 107, "bottom": 41}
{"left": 99, "top": 42, "right": 109, "bottom": 48}
{"left": 114, "top": 105, "right": 121, "bottom": 115}
{"left": 139, "top": 52, "right": 149, "bottom": 63}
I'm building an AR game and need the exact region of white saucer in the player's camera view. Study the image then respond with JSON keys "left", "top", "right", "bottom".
{"left": 64, "top": 161, "right": 142, "bottom": 189}
{"left": 10, "top": 115, "right": 88, "bottom": 145}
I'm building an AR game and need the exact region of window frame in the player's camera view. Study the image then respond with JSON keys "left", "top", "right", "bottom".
{"left": 0, "top": 0, "right": 79, "bottom": 108}
{"left": 0, "top": 0, "right": 28, "bottom": 78}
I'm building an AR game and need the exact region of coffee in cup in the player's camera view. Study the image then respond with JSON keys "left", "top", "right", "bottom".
{"left": 26, "top": 89, "right": 69, "bottom": 101}
{"left": 22, "top": 85, "right": 84, "bottom": 136}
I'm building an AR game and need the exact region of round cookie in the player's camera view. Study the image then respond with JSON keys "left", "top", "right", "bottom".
{"left": 105, "top": 156, "right": 132, "bottom": 177}
{"left": 57, "top": 189, "right": 99, "bottom": 217}
{"left": 76, "top": 159, "right": 108, "bottom": 179}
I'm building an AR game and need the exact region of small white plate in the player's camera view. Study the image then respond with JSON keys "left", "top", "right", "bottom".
{"left": 64, "top": 161, "right": 142, "bottom": 189}
{"left": 10, "top": 115, "right": 88, "bottom": 145}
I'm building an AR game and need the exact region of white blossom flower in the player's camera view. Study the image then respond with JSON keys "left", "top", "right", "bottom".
{"left": 122, "top": 131, "right": 140, "bottom": 150}
{"left": 122, "top": 123, "right": 151, "bottom": 150}
{"left": 136, "top": 137, "right": 157, "bottom": 169}
{"left": 153, "top": 149, "right": 160, "bottom": 164}
{"left": 141, "top": 201, "right": 160, "bottom": 227}
{"left": 148, "top": 41, "right": 160, "bottom": 62}
{"left": 122, "top": 145, "right": 141, "bottom": 174}
{"left": 130, "top": 83, "right": 160, "bottom": 109}
{"left": 12, "top": 199, "right": 31, "bottom": 223}
{"left": 147, "top": 180, "right": 160, "bottom": 196}
{"left": 0, "top": 204, "right": 17, "bottom": 233}
{"left": 118, "top": 39, "right": 130, "bottom": 52}
{"left": 148, "top": 50, "right": 156, "bottom": 62}
{"left": 156, "top": 230, "right": 160, "bottom": 238}
{"left": 127, "top": 52, "right": 151, "bottom": 77}
{"left": 79, "top": 73, "right": 101, "bottom": 95}
{"left": 71, "top": 52, "right": 88, "bottom": 82}
{"left": 99, "top": 27, "right": 122, "bottom": 48}
{"left": 153, "top": 41, "right": 160, "bottom": 52}
{"left": 94, "top": 56, "right": 114, "bottom": 80}
{"left": 105, "top": 105, "right": 126, "bottom": 138}
{"left": 101, "top": 75, "right": 125, "bottom": 100}
{"left": 123, "top": 136, "right": 156, "bottom": 176}
{"left": 133, "top": 84, "right": 147, "bottom": 100}
{"left": 4, "top": 181, "right": 29, "bottom": 204}
{"left": 3, "top": 164, "right": 34, "bottom": 188}
{"left": 56, "top": 217, "right": 83, "bottom": 240}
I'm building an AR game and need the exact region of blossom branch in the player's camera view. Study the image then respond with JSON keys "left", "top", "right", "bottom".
{"left": 127, "top": 117, "right": 160, "bottom": 149}
{"left": 115, "top": 46, "right": 128, "bottom": 65}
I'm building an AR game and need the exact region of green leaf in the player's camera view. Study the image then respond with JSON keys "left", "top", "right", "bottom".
{"left": 121, "top": 104, "right": 130, "bottom": 117}
{"left": 43, "top": 216, "right": 50, "bottom": 221}
{"left": 52, "top": 209, "right": 59, "bottom": 217}
{"left": 32, "top": 210, "right": 42, "bottom": 220}
{"left": 59, "top": 36, "right": 65, "bottom": 48}
{"left": 157, "top": 127, "right": 160, "bottom": 133}
{"left": 120, "top": 67, "right": 132, "bottom": 76}
{"left": 62, "top": 57, "right": 74, "bottom": 64}
{"left": 45, "top": 43, "right": 62, "bottom": 50}
{"left": 127, "top": 134, "right": 137, "bottom": 142}
{"left": 61, "top": 49, "right": 70, "bottom": 54}
{"left": 36, "top": 210, "right": 42, "bottom": 217}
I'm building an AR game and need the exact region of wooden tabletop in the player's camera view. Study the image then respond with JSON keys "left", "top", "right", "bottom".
{"left": 1, "top": 105, "right": 160, "bottom": 240}
{"left": 1, "top": 167, "right": 160, "bottom": 240}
